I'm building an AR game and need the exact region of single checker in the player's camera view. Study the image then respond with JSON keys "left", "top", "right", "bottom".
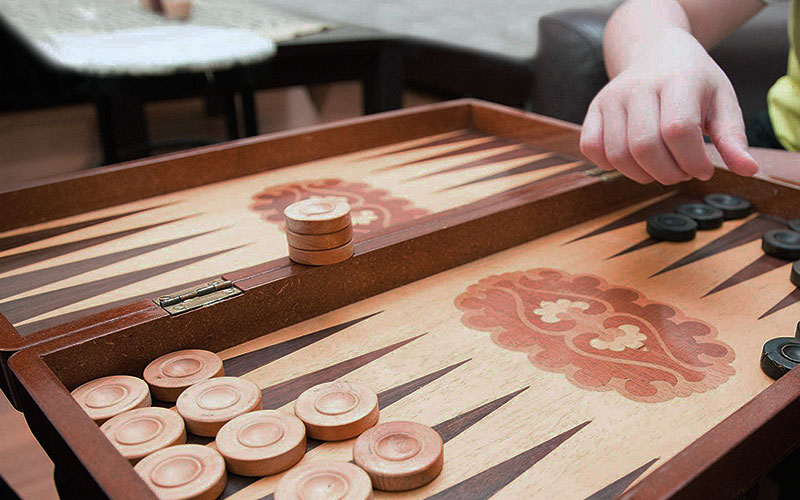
{"left": 274, "top": 461, "right": 373, "bottom": 500}
{"left": 353, "top": 421, "right": 444, "bottom": 491}
{"left": 675, "top": 203, "right": 724, "bottom": 230}
{"left": 789, "top": 219, "right": 800, "bottom": 233}
{"left": 134, "top": 444, "right": 226, "bottom": 500}
{"left": 762, "top": 230, "right": 800, "bottom": 261}
{"left": 294, "top": 381, "right": 378, "bottom": 441}
{"left": 646, "top": 214, "right": 697, "bottom": 242}
{"left": 286, "top": 224, "right": 353, "bottom": 251}
{"left": 761, "top": 337, "right": 800, "bottom": 380}
{"left": 288, "top": 240, "right": 355, "bottom": 266}
{"left": 216, "top": 410, "right": 306, "bottom": 476}
{"left": 792, "top": 260, "right": 800, "bottom": 288}
{"left": 284, "top": 198, "right": 352, "bottom": 235}
{"left": 71, "top": 375, "right": 151, "bottom": 424}
{"left": 101, "top": 406, "right": 186, "bottom": 463}
{"left": 177, "top": 377, "right": 261, "bottom": 437}
{"left": 144, "top": 349, "right": 224, "bottom": 402}
{"left": 704, "top": 193, "right": 752, "bottom": 220}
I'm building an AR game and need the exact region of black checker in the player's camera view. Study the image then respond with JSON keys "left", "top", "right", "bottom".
{"left": 646, "top": 214, "right": 697, "bottom": 242}
{"left": 761, "top": 337, "right": 800, "bottom": 380}
{"left": 762, "top": 230, "right": 800, "bottom": 261}
{"left": 703, "top": 193, "right": 752, "bottom": 220}
{"left": 675, "top": 203, "right": 724, "bottom": 230}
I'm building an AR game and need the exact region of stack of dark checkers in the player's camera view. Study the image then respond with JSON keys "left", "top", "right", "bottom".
{"left": 759, "top": 219, "right": 800, "bottom": 381}
{"left": 72, "top": 348, "right": 445, "bottom": 500}
{"left": 646, "top": 193, "right": 750, "bottom": 243}
{"left": 284, "top": 198, "right": 354, "bottom": 266}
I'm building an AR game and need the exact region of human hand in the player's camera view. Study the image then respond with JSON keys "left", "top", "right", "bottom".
{"left": 580, "top": 29, "right": 758, "bottom": 184}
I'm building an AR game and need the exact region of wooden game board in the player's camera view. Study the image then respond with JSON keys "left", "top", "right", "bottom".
{"left": 7, "top": 101, "right": 800, "bottom": 500}
{"left": 0, "top": 100, "right": 592, "bottom": 404}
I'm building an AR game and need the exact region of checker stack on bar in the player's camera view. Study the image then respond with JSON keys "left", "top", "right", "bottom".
{"left": 284, "top": 198, "right": 354, "bottom": 266}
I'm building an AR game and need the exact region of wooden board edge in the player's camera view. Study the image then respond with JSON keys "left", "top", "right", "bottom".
{"left": 0, "top": 99, "right": 476, "bottom": 233}
{"left": 8, "top": 348, "right": 157, "bottom": 500}
{"left": 622, "top": 366, "right": 800, "bottom": 499}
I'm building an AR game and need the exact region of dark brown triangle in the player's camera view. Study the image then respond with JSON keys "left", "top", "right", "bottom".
{"left": 608, "top": 237, "right": 660, "bottom": 260}
{"left": 0, "top": 244, "right": 248, "bottom": 324}
{"left": 705, "top": 254, "right": 790, "bottom": 297}
{"left": 378, "top": 359, "right": 470, "bottom": 409}
{"left": 566, "top": 193, "right": 695, "bottom": 244}
{"left": 492, "top": 164, "right": 589, "bottom": 197}
{"left": 425, "top": 421, "right": 591, "bottom": 499}
{"left": 220, "top": 353, "right": 459, "bottom": 499}
{"left": 260, "top": 333, "right": 426, "bottom": 409}
{"left": 0, "top": 228, "right": 222, "bottom": 298}
{"left": 441, "top": 156, "right": 583, "bottom": 192}
{"left": 759, "top": 288, "right": 800, "bottom": 320}
{"left": 0, "top": 203, "right": 172, "bottom": 252}
{"left": 363, "top": 130, "right": 483, "bottom": 160}
{"left": 0, "top": 215, "right": 198, "bottom": 273}
{"left": 378, "top": 137, "right": 516, "bottom": 171}
{"left": 14, "top": 274, "right": 220, "bottom": 336}
{"left": 584, "top": 457, "right": 659, "bottom": 500}
{"left": 223, "top": 312, "right": 383, "bottom": 377}
{"left": 410, "top": 146, "right": 544, "bottom": 180}
{"left": 652, "top": 215, "right": 787, "bottom": 277}
{"left": 433, "top": 387, "right": 527, "bottom": 443}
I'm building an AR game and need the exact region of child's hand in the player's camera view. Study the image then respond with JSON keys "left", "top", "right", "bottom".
{"left": 580, "top": 28, "right": 759, "bottom": 184}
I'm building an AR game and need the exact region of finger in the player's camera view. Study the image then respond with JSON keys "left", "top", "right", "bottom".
{"left": 659, "top": 81, "right": 716, "bottom": 181}
{"left": 602, "top": 102, "right": 656, "bottom": 184}
{"left": 581, "top": 107, "right": 613, "bottom": 171}
{"left": 627, "top": 88, "right": 691, "bottom": 185}
{"left": 705, "top": 87, "right": 759, "bottom": 177}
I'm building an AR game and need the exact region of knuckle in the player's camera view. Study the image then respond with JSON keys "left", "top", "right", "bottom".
{"left": 606, "top": 147, "right": 634, "bottom": 166}
{"left": 628, "top": 136, "right": 660, "bottom": 159}
{"left": 662, "top": 119, "right": 700, "bottom": 142}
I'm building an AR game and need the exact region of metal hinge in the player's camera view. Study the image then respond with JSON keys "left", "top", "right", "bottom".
{"left": 583, "top": 166, "right": 623, "bottom": 182}
{"left": 155, "top": 279, "right": 242, "bottom": 315}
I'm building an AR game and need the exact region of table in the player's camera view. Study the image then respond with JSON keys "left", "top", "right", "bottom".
{"left": 0, "top": 1, "right": 403, "bottom": 164}
{"left": 6, "top": 100, "right": 800, "bottom": 500}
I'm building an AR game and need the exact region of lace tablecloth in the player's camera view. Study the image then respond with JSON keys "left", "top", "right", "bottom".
{"left": 0, "top": 0, "right": 333, "bottom": 76}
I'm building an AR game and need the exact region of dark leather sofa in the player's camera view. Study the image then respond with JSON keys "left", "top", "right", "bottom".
{"left": 532, "top": 3, "right": 790, "bottom": 126}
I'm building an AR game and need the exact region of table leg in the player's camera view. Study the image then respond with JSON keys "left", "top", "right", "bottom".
{"left": 362, "top": 45, "right": 404, "bottom": 114}
{"left": 241, "top": 88, "right": 258, "bottom": 137}
{"left": 95, "top": 94, "right": 149, "bottom": 165}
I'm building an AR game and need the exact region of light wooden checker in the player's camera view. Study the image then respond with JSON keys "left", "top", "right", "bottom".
{"left": 134, "top": 444, "right": 226, "bottom": 500}
{"left": 204, "top": 194, "right": 799, "bottom": 500}
{"left": 71, "top": 375, "right": 151, "bottom": 425}
{"left": 177, "top": 377, "right": 262, "bottom": 437}
{"left": 100, "top": 406, "right": 186, "bottom": 463}
{"left": 144, "top": 349, "right": 225, "bottom": 402}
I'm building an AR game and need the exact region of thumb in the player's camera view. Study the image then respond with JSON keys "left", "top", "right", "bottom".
{"left": 705, "top": 87, "right": 759, "bottom": 177}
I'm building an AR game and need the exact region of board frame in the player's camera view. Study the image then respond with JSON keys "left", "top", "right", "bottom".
{"left": 7, "top": 101, "right": 800, "bottom": 500}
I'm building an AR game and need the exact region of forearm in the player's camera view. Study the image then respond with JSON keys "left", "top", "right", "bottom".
{"left": 603, "top": 0, "right": 691, "bottom": 78}
{"left": 603, "top": 0, "right": 766, "bottom": 78}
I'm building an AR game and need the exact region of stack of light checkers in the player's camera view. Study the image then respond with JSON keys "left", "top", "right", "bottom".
{"left": 71, "top": 349, "right": 444, "bottom": 500}
{"left": 284, "top": 198, "right": 354, "bottom": 266}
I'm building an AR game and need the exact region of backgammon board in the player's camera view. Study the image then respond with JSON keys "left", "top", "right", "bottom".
{"left": 6, "top": 101, "right": 800, "bottom": 500}
{"left": 0, "top": 101, "right": 593, "bottom": 403}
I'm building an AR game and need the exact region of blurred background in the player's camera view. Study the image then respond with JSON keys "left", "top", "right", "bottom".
{"left": 0, "top": 0, "right": 789, "bottom": 498}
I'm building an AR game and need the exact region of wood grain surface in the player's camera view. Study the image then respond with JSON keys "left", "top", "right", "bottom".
{"left": 7, "top": 102, "right": 800, "bottom": 500}
{"left": 0, "top": 120, "right": 587, "bottom": 336}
